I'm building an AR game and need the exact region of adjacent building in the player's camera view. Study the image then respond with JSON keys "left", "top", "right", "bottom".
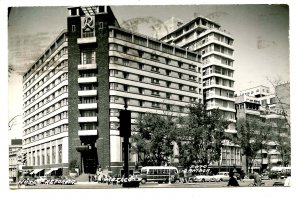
{"left": 160, "top": 16, "right": 240, "bottom": 171}
{"left": 235, "top": 84, "right": 290, "bottom": 172}
{"left": 9, "top": 139, "right": 23, "bottom": 181}
{"left": 22, "top": 6, "right": 202, "bottom": 176}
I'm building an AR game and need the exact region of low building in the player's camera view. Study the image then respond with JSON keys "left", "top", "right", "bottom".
{"left": 9, "top": 139, "right": 23, "bottom": 182}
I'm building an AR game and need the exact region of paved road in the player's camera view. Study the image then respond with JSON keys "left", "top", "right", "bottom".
{"left": 10, "top": 179, "right": 287, "bottom": 189}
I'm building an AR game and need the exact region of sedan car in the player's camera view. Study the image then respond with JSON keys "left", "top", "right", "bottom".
{"left": 211, "top": 172, "right": 230, "bottom": 182}
{"left": 194, "top": 174, "right": 212, "bottom": 182}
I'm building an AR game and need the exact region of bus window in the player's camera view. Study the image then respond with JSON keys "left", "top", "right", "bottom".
{"left": 141, "top": 169, "right": 147, "bottom": 174}
{"left": 153, "top": 169, "right": 157, "bottom": 175}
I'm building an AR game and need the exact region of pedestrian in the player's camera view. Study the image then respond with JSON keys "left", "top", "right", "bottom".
{"left": 227, "top": 171, "right": 239, "bottom": 187}
{"left": 88, "top": 174, "right": 91, "bottom": 182}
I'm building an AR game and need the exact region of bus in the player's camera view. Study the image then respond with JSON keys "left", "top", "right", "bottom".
{"left": 139, "top": 166, "right": 179, "bottom": 184}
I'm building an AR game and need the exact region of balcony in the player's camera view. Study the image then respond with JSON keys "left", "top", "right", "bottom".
{"left": 78, "top": 116, "right": 98, "bottom": 122}
{"left": 78, "top": 77, "right": 97, "bottom": 83}
{"left": 78, "top": 90, "right": 97, "bottom": 96}
{"left": 78, "top": 103, "right": 97, "bottom": 109}
{"left": 78, "top": 64, "right": 97, "bottom": 70}
{"left": 78, "top": 130, "right": 97, "bottom": 136}
{"left": 77, "top": 37, "right": 96, "bottom": 44}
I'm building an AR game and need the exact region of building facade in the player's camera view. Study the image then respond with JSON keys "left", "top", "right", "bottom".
{"left": 160, "top": 16, "right": 240, "bottom": 170}
{"left": 9, "top": 139, "right": 23, "bottom": 181}
{"left": 22, "top": 30, "right": 69, "bottom": 176}
{"left": 235, "top": 84, "right": 290, "bottom": 172}
{"left": 22, "top": 6, "right": 202, "bottom": 176}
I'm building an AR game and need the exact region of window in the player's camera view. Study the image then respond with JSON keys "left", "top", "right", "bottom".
{"left": 98, "top": 22, "right": 103, "bottom": 29}
{"left": 139, "top": 75, "right": 144, "bottom": 82}
{"left": 72, "top": 25, "right": 76, "bottom": 32}
{"left": 151, "top": 78, "right": 159, "bottom": 84}
{"left": 139, "top": 100, "right": 144, "bottom": 107}
{"left": 82, "top": 49, "right": 96, "bottom": 64}
{"left": 166, "top": 81, "right": 171, "bottom": 88}
{"left": 178, "top": 73, "right": 182, "bottom": 78}
{"left": 179, "top": 84, "right": 183, "bottom": 90}
{"left": 151, "top": 66, "right": 159, "bottom": 73}
{"left": 152, "top": 102, "right": 160, "bottom": 108}
{"left": 139, "top": 63, "right": 144, "bottom": 70}
{"left": 139, "top": 88, "right": 144, "bottom": 95}
{"left": 123, "top": 85, "right": 128, "bottom": 92}
{"left": 58, "top": 144, "right": 62, "bottom": 164}
{"left": 179, "top": 95, "right": 183, "bottom": 101}
{"left": 152, "top": 90, "right": 159, "bottom": 96}
{"left": 166, "top": 69, "right": 170, "bottom": 76}
{"left": 123, "top": 46, "right": 129, "bottom": 53}
{"left": 166, "top": 93, "right": 171, "bottom": 99}
{"left": 52, "top": 146, "right": 56, "bottom": 164}
{"left": 123, "top": 72, "right": 129, "bottom": 79}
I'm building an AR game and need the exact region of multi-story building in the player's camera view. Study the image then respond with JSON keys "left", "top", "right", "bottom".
{"left": 22, "top": 30, "right": 68, "bottom": 176}
{"left": 22, "top": 6, "right": 202, "bottom": 176}
{"left": 235, "top": 84, "right": 290, "bottom": 172}
{"left": 9, "top": 139, "right": 23, "bottom": 181}
{"left": 160, "top": 16, "right": 240, "bottom": 171}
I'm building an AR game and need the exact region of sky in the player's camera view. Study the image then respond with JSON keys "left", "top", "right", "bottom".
{"left": 2, "top": 0, "right": 300, "bottom": 197}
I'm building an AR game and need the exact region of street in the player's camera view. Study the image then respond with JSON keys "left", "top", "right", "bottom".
{"left": 10, "top": 179, "right": 286, "bottom": 189}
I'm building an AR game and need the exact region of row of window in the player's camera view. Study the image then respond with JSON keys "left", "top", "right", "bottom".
{"left": 203, "top": 77, "right": 234, "bottom": 88}
{"left": 24, "top": 65, "right": 68, "bottom": 105}
{"left": 109, "top": 43, "right": 199, "bottom": 73}
{"left": 205, "top": 88, "right": 234, "bottom": 99}
{"left": 109, "top": 55, "right": 199, "bottom": 83}
{"left": 111, "top": 29, "right": 200, "bottom": 62}
{"left": 109, "top": 69, "right": 199, "bottom": 93}
{"left": 109, "top": 96, "right": 191, "bottom": 113}
{"left": 109, "top": 82, "right": 197, "bottom": 103}
{"left": 24, "top": 84, "right": 68, "bottom": 117}
{"left": 24, "top": 111, "right": 68, "bottom": 136}
{"left": 25, "top": 144, "right": 62, "bottom": 166}
{"left": 202, "top": 54, "right": 234, "bottom": 67}
{"left": 206, "top": 99, "right": 235, "bottom": 109}
{"left": 203, "top": 65, "right": 234, "bottom": 77}
{"left": 200, "top": 43, "right": 233, "bottom": 57}
{"left": 24, "top": 125, "right": 68, "bottom": 145}
{"left": 24, "top": 99, "right": 68, "bottom": 127}
{"left": 23, "top": 32, "right": 67, "bottom": 81}
{"left": 23, "top": 47, "right": 68, "bottom": 90}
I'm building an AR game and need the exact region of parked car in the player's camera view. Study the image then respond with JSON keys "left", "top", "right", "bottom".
{"left": 194, "top": 174, "right": 212, "bottom": 182}
{"left": 212, "top": 172, "right": 230, "bottom": 182}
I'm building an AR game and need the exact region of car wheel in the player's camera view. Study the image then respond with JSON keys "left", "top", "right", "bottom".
{"left": 202, "top": 179, "right": 205, "bottom": 182}
{"left": 141, "top": 179, "right": 146, "bottom": 184}
{"left": 220, "top": 179, "right": 223, "bottom": 182}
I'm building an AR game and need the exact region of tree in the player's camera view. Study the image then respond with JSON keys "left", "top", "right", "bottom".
{"left": 236, "top": 118, "right": 272, "bottom": 174}
{"left": 176, "top": 102, "right": 229, "bottom": 171}
{"left": 131, "top": 112, "right": 177, "bottom": 166}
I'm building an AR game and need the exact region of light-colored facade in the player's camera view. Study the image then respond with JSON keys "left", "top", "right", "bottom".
{"left": 160, "top": 17, "right": 240, "bottom": 170}
{"left": 9, "top": 140, "right": 23, "bottom": 180}
{"left": 236, "top": 84, "right": 290, "bottom": 172}
{"left": 22, "top": 6, "right": 202, "bottom": 176}
{"left": 22, "top": 31, "right": 69, "bottom": 176}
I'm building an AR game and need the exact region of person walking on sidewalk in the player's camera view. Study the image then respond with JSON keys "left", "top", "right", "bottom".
{"left": 88, "top": 174, "right": 91, "bottom": 182}
{"left": 227, "top": 171, "right": 239, "bottom": 187}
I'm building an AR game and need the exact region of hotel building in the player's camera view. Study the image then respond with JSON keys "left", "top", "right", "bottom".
{"left": 160, "top": 17, "right": 240, "bottom": 170}
{"left": 22, "top": 6, "right": 202, "bottom": 176}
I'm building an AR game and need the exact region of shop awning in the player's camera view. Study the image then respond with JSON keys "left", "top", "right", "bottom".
{"left": 30, "top": 169, "right": 44, "bottom": 175}
{"left": 45, "top": 168, "right": 59, "bottom": 175}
